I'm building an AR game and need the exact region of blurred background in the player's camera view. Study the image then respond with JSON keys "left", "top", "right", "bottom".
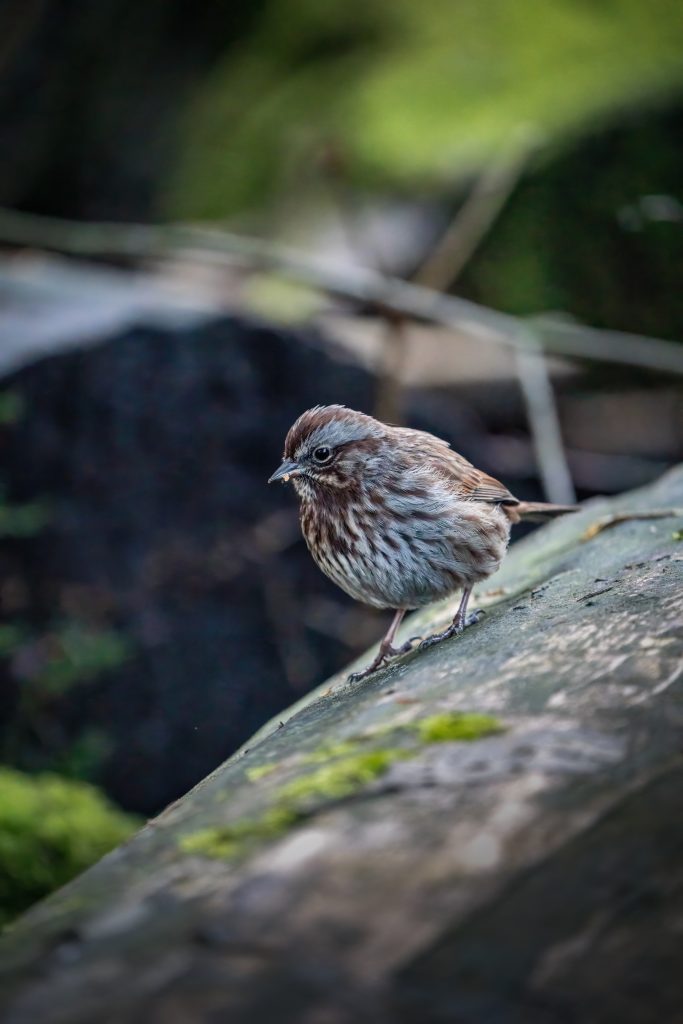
{"left": 1, "top": 0, "right": 682, "bottom": 923}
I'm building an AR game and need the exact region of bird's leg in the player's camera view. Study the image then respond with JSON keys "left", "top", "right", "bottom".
{"left": 347, "top": 609, "right": 419, "bottom": 683}
{"left": 418, "top": 588, "right": 483, "bottom": 651}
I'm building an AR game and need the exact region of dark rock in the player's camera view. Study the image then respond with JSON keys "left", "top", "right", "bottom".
{"left": 0, "top": 316, "right": 374, "bottom": 811}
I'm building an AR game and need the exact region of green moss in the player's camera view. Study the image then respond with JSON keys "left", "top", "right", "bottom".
{"left": 180, "top": 806, "right": 301, "bottom": 861}
{"left": 182, "top": 714, "right": 504, "bottom": 862}
{"left": 181, "top": 749, "right": 413, "bottom": 861}
{"left": 0, "top": 768, "right": 139, "bottom": 927}
{"left": 414, "top": 712, "right": 502, "bottom": 744}
{"left": 672, "top": 529, "right": 683, "bottom": 541}
{"left": 300, "top": 740, "right": 362, "bottom": 764}
{"left": 245, "top": 763, "right": 280, "bottom": 782}
{"left": 277, "top": 748, "right": 411, "bottom": 803}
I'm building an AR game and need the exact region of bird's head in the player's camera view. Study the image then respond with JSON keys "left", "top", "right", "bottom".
{"left": 268, "top": 405, "right": 385, "bottom": 497}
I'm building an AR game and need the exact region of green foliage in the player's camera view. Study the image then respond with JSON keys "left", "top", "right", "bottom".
{"left": 414, "top": 712, "right": 502, "bottom": 744}
{"left": 0, "top": 496, "right": 50, "bottom": 538}
{"left": 0, "top": 391, "right": 24, "bottom": 426}
{"left": 0, "top": 623, "right": 131, "bottom": 781}
{"left": 461, "top": 104, "right": 683, "bottom": 334}
{"left": 26, "top": 623, "right": 131, "bottom": 696}
{"left": 169, "top": 0, "right": 683, "bottom": 219}
{"left": 51, "top": 730, "right": 114, "bottom": 782}
{"left": 0, "top": 768, "right": 138, "bottom": 927}
{"left": 0, "top": 391, "right": 47, "bottom": 538}
{"left": 0, "top": 624, "right": 29, "bottom": 658}
{"left": 0, "top": 388, "right": 131, "bottom": 798}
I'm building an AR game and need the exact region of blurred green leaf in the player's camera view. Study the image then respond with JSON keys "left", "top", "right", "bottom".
{"left": 28, "top": 624, "right": 131, "bottom": 696}
{"left": 53, "top": 730, "right": 114, "bottom": 782}
{"left": 244, "top": 273, "right": 323, "bottom": 323}
{"left": 0, "top": 499, "right": 51, "bottom": 538}
{"left": 168, "top": 0, "right": 683, "bottom": 218}
{"left": 0, "top": 625, "right": 28, "bottom": 659}
{"left": 0, "top": 392, "right": 24, "bottom": 426}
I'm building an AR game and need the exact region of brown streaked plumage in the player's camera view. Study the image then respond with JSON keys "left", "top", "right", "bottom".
{"left": 269, "top": 405, "right": 577, "bottom": 681}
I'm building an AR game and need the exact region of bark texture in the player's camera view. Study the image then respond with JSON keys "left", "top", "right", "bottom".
{"left": 1, "top": 467, "right": 682, "bottom": 1024}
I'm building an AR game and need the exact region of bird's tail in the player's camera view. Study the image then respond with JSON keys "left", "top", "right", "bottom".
{"left": 514, "top": 501, "right": 579, "bottom": 523}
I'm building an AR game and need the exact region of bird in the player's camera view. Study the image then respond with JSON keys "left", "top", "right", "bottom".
{"left": 269, "top": 405, "right": 577, "bottom": 682}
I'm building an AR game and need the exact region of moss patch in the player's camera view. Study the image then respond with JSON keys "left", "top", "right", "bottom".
{"left": 180, "top": 749, "right": 410, "bottom": 862}
{"left": 300, "top": 741, "right": 362, "bottom": 764}
{"left": 0, "top": 769, "right": 138, "bottom": 927}
{"left": 182, "top": 713, "right": 504, "bottom": 862}
{"left": 414, "top": 712, "right": 503, "bottom": 744}
{"left": 277, "top": 749, "right": 411, "bottom": 804}
{"left": 245, "top": 763, "right": 280, "bottom": 782}
{"left": 179, "top": 806, "right": 301, "bottom": 861}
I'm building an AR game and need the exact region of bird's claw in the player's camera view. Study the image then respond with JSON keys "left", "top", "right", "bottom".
{"left": 393, "top": 634, "right": 422, "bottom": 656}
{"left": 347, "top": 665, "right": 380, "bottom": 684}
{"left": 418, "top": 608, "right": 484, "bottom": 651}
{"left": 418, "top": 625, "right": 460, "bottom": 651}
{"left": 346, "top": 634, "right": 421, "bottom": 683}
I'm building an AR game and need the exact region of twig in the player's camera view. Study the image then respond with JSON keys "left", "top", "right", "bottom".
{"left": 373, "top": 314, "right": 410, "bottom": 425}
{"left": 581, "top": 509, "right": 683, "bottom": 541}
{"left": 514, "top": 325, "right": 576, "bottom": 504}
{"left": 408, "top": 139, "right": 574, "bottom": 503}
{"left": 316, "top": 150, "right": 406, "bottom": 421}
{"left": 413, "top": 136, "right": 534, "bottom": 290}
{"left": 532, "top": 315, "right": 683, "bottom": 376}
{"left": 1, "top": 206, "right": 683, "bottom": 377}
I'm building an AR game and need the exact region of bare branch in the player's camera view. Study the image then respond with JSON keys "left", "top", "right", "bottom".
{"left": 1, "top": 206, "right": 682, "bottom": 376}
{"left": 514, "top": 326, "right": 576, "bottom": 505}
{"left": 413, "top": 134, "right": 534, "bottom": 290}
{"left": 407, "top": 139, "right": 574, "bottom": 503}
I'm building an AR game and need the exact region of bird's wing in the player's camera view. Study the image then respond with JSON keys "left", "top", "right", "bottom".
{"left": 394, "top": 426, "right": 519, "bottom": 506}
{"left": 445, "top": 456, "right": 518, "bottom": 505}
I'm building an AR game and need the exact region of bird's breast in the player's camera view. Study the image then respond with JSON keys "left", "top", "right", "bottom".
{"left": 298, "top": 491, "right": 511, "bottom": 610}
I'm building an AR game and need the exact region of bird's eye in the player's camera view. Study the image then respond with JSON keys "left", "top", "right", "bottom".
{"left": 312, "top": 446, "right": 333, "bottom": 465}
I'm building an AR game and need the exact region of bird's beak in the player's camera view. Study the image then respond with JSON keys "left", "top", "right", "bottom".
{"left": 268, "top": 459, "right": 301, "bottom": 484}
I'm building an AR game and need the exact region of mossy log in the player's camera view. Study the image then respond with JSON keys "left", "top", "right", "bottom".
{"left": 1, "top": 468, "right": 682, "bottom": 1024}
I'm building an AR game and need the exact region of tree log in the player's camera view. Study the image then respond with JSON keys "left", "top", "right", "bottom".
{"left": 1, "top": 467, "right": 682, "bottom": 1023}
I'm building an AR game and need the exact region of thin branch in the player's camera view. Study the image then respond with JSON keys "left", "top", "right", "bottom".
{"left": 373, "top": 315, "right": 410, "bottom": 425}
{"left": 581, "top": 508, "right": 683, "bottom": 541}
{"left": 413, "top": 135, "right": 534, "bottom": 290}
{"left": 1, "top": 206, "right": 682, "bottom": 377}
{"left": 408, "top": 141, "right": 573, "bottom": 503}
{"left": 514, "top": 326, "right": 576, "bottom": 505}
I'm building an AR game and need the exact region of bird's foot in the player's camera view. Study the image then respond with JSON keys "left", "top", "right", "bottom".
{"left": 418, "top": 609, "right": 484, "bottom": 652}
{"left": 346, "top": 664, "right": 381, "bottom": 684}
{"left": 346, "top": 635, "right": 421, "bottom": 684}
{"left": 417, "top": 623, "right": 461, "bottom": 651}
{"left": 391, "top": 635, "right": 422, "bottom": 657}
